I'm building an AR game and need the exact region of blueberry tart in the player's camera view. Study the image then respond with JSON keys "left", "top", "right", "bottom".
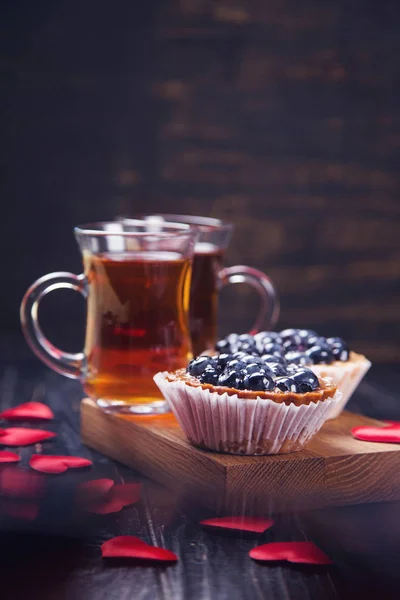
{"left": 154, "top": 353, "right": 341, "bottom": 455}
{"left": 210, "top": 329, "right": 371, "bottom": 420}
{"left": 304, "top": 340, "right": 370, "bottom": 418}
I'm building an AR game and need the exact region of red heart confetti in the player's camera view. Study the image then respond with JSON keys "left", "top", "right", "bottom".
{"left": 0, "top": 499, "right": 39, "bottom": 521}
{"left": 89, "top": 483, "right": 142, "bottom": 514}
{"left": 29, "top": 454, "right": 92, "bottom": 474}
{"left": 0, "top": 402, "right": 54, "bottom": 421}
{"left": 77, "top": 479, "right": 141, "bottom": 514}
{"left": 352, "top": 425, "right": 400, "bottom": 443}
{"left": 0, "top": 451, "right": 20, "bottom": 463}
{"left": 0, "top": 428, "right": 56, "bottom": 446}
{"left": 0, "top": 467, "right": 44, "bottom": 499}
{"left": 200, "top": 516, "right": 274, "bottom": 533}
{"left": 249, "top": 541, "right": 333, "bottom": 565}
{"left": 101, "top": 536, "right": 178, "bottom": 562}
{"left": 77, "top": 478, "right": 115, "bottom": 503}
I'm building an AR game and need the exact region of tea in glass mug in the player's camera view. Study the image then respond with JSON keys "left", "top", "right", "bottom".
{"left": 120, "top": 215, "right": 279, "bottom": 355}
{"left": 20, "top": 221, "right": 197, "bottom": 414}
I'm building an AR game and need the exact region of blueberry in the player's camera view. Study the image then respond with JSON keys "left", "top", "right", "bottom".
{"left": 332, "top": 347, "right": 349, "bottom": 361}
{"left": 262, "top": 343, "right": 284, "bottom": 358}
{"left": 261, "top": 338, "right": 283, "bottom": 349}
{"left": 285, "top": 351, "right": 312, "bottom": 366}
{"left": 188, "top": 356, "right": 214, "bottom": 377}
{"left": 245, "top": 363, "right": 269, "bottom": 375}
{"left": 237, "top": 334, "right": 255, "bottom": 344}
{"left": 280, "top": 328, "right": 300, "bottom": 338}
{"left": 243, "top": 372, "right": 274, "bottom": 392}
{"left": 282, "top": 339, "right": 300, "bottom": 351}
{"left": 217, "top": 370, "right": 243, "bottom": 389}
{"left": 306, "top": 345, "right": 334, "bottom": 364}
{"left": 241, "top": 355, "right": 263, "bottom": 365}
{"left": 298, "top": 329, "right": 317, "bottom": 340}
{"left": 326, "top": 337, "right": 350, "bottom": 361}
{"left": 210, "top": 354, "right": 224, "bottom": 367}
{"left": 275, "top": 376, "right": 299, "bottom": 393}
{"left": 267, "top": 363, "right": 287, "bottom": 377}
{"left": 254, "top": 331, "right": 280, "bottom": 342}
{"left": 199, "top": 366, "right": 220, "bottom": 385}
{"left": 224, "top": 333, "right": 241, "bottom": 353}
{"left": 239, "top": 341, "right": 257, "bottom": 354}
{"left": 292, "top": 368, "right": 320, "bottom": 392}
{"left": 226, "top": 359, "right": 245, "bottom": 372}
{"left": 326, "top": 336, "right": 342, "bottom": 344}
{"left": 232, "top": 351, "right": 248, "bottom": 360}
{"left": 305, "top": 335, "right": 329, "bottom": 349}
{"left": 215, "top": 338, "right": 231, "bottom": 353}
{"left": 280, "top": 328, "right": 302, "bottom": 349}
{"left": 280, "top": 328, "right": 299, "bottom": 339}
{"left": 255, "top": 341, "right": 265, "bottom": 354}
{"left": 261, "top": 354, "right": 286, "bottom": 366}
{"left": 215, "top": 353, "right": 232, "bottom": 368}
{"left": 253, "top": 331, "right": 267, "bottom": 342}
{"left": 256, "top": 334, "right": 282, "bottom": 350}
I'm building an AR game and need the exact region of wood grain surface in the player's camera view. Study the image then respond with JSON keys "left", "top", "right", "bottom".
{"left": 1, "top": 1, "right": 400, "bottom": 362}
{"left": 0, "top": 362, "right": 400, "bottom": 599}
{"left": 81, "top": 400, "right": 400, "bottom": 513}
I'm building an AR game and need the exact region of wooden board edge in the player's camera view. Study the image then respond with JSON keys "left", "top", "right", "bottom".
{"left": 81, "top": 398, "right": 228, "bottom": 509}
{"left": 80, "top": 399, "right": 400, "bottom": 514}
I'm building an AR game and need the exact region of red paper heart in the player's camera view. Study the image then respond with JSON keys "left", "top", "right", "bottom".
{"left": 0, "top": 499, "right": 39, "bottom": 521}
{"left": 101, "top": 536, "right": 178, "bottom": 562}
{"left": 0, "top": 467, "right": 44, "bottom": 499}
{"left": 77, "top": 478, "right": 115, "bottom": 503}
{"left": 0, "top": 402, "right": 54, "bottom": 421}
{"left": 249, "top": 541, "right": 333, "bottom": 565}
{"left": 0, "top": 451, "right": 20, "bottom": 463}
{"left": 77, "top": 479, "right": 141, "bottom": 514}
{"left": 200, "top": 516, "right": 274, "bottom": 533}
{"left": 29, "top": 454, "right": 92, "bottom": 474}
{"left": 352, "top": 425, "right": 400, "bottom": 443}
{"left": 0, "top": 428, "right": 56, "bottom": 446}
{"left": 89, "top": 483, "right": 142, "bottom": 514}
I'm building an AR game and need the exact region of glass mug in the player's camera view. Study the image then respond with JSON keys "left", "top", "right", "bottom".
{"left": 119, "top": 215, "right": 279, "bottom": 355}
{"left": 20, "top": 220, "right": 198, "bottom": 414}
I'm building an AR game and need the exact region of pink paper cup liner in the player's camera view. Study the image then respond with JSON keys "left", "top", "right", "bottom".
{"left": 154, "top": 373, "right": 342, "bottom": 455}
{"left": 310, "top": 353, "right": 371, "bottom": 419}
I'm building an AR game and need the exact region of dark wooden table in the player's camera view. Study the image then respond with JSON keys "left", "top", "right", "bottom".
{"left": 0, "top": 361, "right": 399, "bottom": 600}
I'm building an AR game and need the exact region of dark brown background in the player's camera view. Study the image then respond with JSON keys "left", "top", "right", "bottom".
{"left": 1, "top": 0, "right": 399, "bottom": 362}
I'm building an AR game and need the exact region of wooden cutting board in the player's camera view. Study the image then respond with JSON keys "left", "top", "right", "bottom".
{"left": 81, "top": 399, "right": 400, "bottom": 514}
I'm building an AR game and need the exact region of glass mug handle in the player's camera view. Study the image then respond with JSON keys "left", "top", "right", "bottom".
{"left": 219, "top": 266, "right": 279, "bottom": 334}
{"left": 20, "top": 272, "right": 87, "bottom": 379}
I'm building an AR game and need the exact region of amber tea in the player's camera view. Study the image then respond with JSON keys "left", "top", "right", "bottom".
{"left": 189, "top": 243, "right": 224, "bottom": 355}
{"left": 83, "top": 252, "right": 192, "bottom": 405}
{"left": 119, "top": 215, "right": 279, "bottom": 357}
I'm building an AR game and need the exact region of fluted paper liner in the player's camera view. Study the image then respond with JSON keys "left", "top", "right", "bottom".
{"left": 310, "top": 353, "right": 371, "bottom": 419}
{"left": 154, "top": 373, "right": 342, "bottom": 455}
